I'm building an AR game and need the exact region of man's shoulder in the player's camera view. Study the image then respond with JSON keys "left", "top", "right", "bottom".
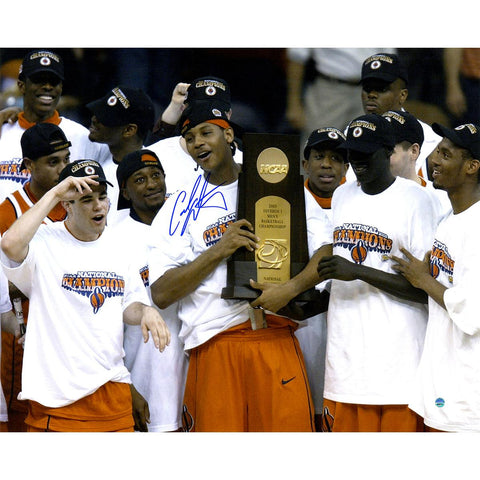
{"left": 0, "top": 120, "right": 23, "bottom": 144}
{"left": 58, "top": 116, "right": 90, "bottom": 135}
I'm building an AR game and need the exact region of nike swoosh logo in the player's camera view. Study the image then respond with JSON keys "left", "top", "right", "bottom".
{"left": 281, "top": 376, "right": 296, "bottom": 385}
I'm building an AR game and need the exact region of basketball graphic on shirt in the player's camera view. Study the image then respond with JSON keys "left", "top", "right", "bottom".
{"left": 430, "top": 259, "right": 440, "bottom": 279}
{"left": 90, "top": 287, "right": 105, "bottom": 314}
{"left": 351, "top": 240, "right": 368, "bottom": 264}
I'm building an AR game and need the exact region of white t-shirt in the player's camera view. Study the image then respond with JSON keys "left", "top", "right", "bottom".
{"left": 324, "top": 177, "right": 437, "bottom": 405}
{"left": 148, "top": 179, "right": 250, "bottom": 350}
{"left": 409, "top": 200, "right": 480, "bottom": 432}
{"left": 148, "top": 175, "right": 332, "bottom": 351}
{"left": 0, "top": 117, "right": 110, "bottom": 203}
{"left": 113, "top": 214, "right": 188, "bottom": 432}
{"left": 148, "top": 135, "right": 243, "bottom": 199}
{"left": 1, "top": 222, "right": 149, "bottom": 408}
{"left": 0, "top": 252, "right": 12, "bottom": 422}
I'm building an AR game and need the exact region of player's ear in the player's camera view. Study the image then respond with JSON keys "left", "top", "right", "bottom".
{"left": 121, "top": 187, "right": 130, "bottom": 202}
{"left": 123, "top": 124, "right": 138, "bottom": 138}
{"left": 61, "top": 200, "right": 73, "bottom": 212}
{"left": 466, "top": 158, "right": 480, "bottom": 176}
{"left": 410, "top": 143, "right": 420, "bottom": 160}
{"left": 17, "top": 79, "right": 25, "bottom": 94}
{"left": 224, "top": 126, "right": 234, "bottom": 145}
{"left": 399, "top": 87, "right": 408, "bottom": 105}
{"left": 22, "top": 157, "right": 33, "bottom": 171}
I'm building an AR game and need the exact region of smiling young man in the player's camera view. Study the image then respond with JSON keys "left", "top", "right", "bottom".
{"left": 114, "top": 149, "right": 189, "bottom": 432}
{"left": 0, "top": 159, "right": 170, "bottom": 432}
{"left": 391, "top": 123, "right": 480, "bottom": 432}
{"left": 147, "top": 100, "right": 331, "bottom": 432}
{"left": 147, "top": 76, "right": 243, "bottom": 199}
{"left": 316, "top": 113, "right": 438, "bottom": 432}
{"left": 302, "top": 127, "right": 348, "bottom": 216}
{"left": 0, "top": 50, "right": 109, "bottom": 203}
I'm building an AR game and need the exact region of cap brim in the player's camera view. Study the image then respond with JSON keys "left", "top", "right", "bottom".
{"left": 361, "top": 73, "right": 397, "bottom": 84}
{"left": 431, "top": 123, "right": 466, "bottom": 147}
{"left": 23, "top": 68, "right": 64, "bottom": 81}
{"left": 86, "top": 99, "right": 123, "bottom": 127}
{"left": 339, "top": 140, "right": 385, "bottom": 154}
{"left": 99, "top": 178, "right": 114, "bottom": 188}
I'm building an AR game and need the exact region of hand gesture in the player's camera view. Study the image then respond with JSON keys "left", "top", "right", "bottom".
{"left": 0, "top": 106, "right": 21, "bottom": 138}
{"left": 53, "top": 175, "right": 100, "bottom": 202}
{"left": 213, "top": 219, "right": 260, "bottom": 259}
{"left": 140, "top": 305, "right": 171, "bottom": 352}
{"left": 161, "top": 82, "right": 191, "bottom": 125}
{"left": 391, "top": 248, "right": 431, "bottom": 289}
{"left": 317, "top": 255, "right": 359, "bottom": 282}
{"left": 249, "top": 279, "right": 291, "bottom": 313}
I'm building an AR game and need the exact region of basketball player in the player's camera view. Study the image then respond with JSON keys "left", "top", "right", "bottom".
{"left": 317, "top": 113, "right": 437, "bottom": 431}
{"left": 391, "top": 122, "right": 480, "bottom": 432}
{"left": 0, "top": 159, "right": 170, "bottom": 432}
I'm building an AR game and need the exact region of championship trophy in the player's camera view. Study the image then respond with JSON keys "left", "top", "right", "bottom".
{"left": 221, "top": 133, "right": 323, "bottom": 327}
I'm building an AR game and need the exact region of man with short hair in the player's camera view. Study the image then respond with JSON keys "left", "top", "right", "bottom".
{"left": 0, "top": 159, "right": 170, "bottom": 432}
{"left": 86, "top": 85, "right": 156, "bottom": 220}
{"left": 0, "top": 49, "right": 109, "bottom": 203}
{"left": 317, "top": 113, "right": 437, "bottom": 432}
{"left": 0, "top": 122, "right": 71, "bottom": 431}
{"left": 392, "top": 122, "right": 480, "bottom": 432}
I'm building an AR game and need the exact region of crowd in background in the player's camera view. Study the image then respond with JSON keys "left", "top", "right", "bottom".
{"left": 1, "top": 48, "right": 478, "bottom": 140}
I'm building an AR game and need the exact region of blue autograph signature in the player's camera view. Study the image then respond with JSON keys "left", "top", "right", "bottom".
{"left": 169, "top": 174, "right": 228, "bottom": 236}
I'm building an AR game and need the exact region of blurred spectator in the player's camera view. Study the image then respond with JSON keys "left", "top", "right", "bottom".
{"left": 443, "top": 48, "right": 480, "bottom": 125}
{"left": 286, "top": 48, "right": 395, "bottom": 145}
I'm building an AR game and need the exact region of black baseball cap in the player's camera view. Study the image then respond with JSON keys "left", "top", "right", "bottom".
{"left": 18, "top": 50, "right": 64, "bottom": 81}
{"left": 116, "top": 149, "right": 165, "bottom": 210}
{"left": 181, "top": 100, "right": 231, "bottom": 136}
{"left": 186, "top": 76, "right": 231, "bottom": 110}
{"left": 341, "top": 114, "right": 396, "bottom": 153}
{"left": 86, "top": 86, "right": 155, "bottom": 133}
{"left": 382, "top": 110, "right": 424, "bottom": 148}
{"left": 20, "top": 123, "right": 71, "bottom": 169}
{"left": 303, "top": 127, "right": 346, "bottom": 160}
{"left": 59, "top": 159, "right": 113, "bottom": 186}
{"left": 432, "top": 123, "right": 480, "bottom": 159}
{"left": 361, "top": 53, "right": 408, "bottom": 85}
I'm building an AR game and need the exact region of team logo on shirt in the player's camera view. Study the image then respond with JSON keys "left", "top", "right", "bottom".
{"left": 0, "top": 159, "right": 30, "bottom": 185}
{"left": 333, "top": 223, "right": 393, "bottom": 264}
{"left": 429, "top": 240, "right": 454, "bottom": 283}
{"left": 62, "top": 271, "right": 125, "bottom": 314}
{"left": 139, "top": 265, "right": 149, "bottom": 287}
{"left": 203, "top": 213, "right": 236, "bottom": 247}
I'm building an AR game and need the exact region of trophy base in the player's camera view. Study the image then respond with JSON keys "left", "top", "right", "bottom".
{"left": 221, "top": 260, "right": 322, "bottom": 302}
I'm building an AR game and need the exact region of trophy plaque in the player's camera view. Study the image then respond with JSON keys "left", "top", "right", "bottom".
{"left": 221, "top": 133, "right": 320, "bottom": 302}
